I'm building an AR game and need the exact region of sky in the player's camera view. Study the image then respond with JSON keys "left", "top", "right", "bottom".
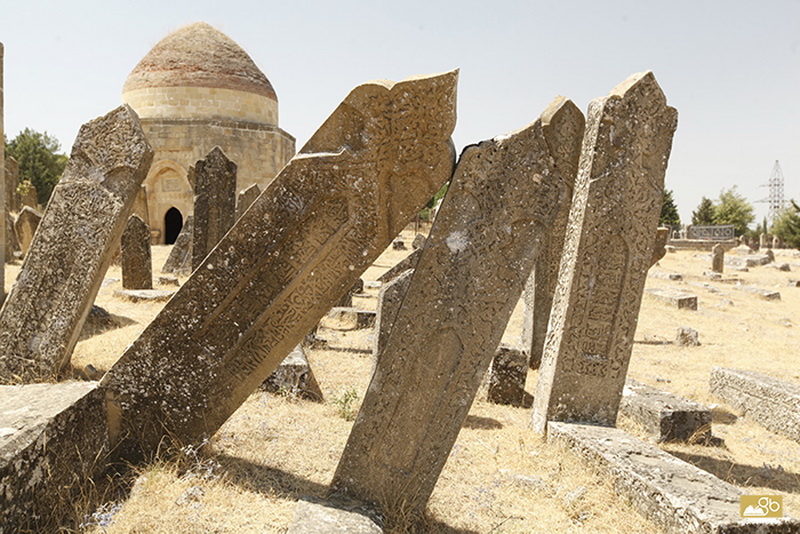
{"left": 1, "top": 0, "right": 798, "bottom": 225}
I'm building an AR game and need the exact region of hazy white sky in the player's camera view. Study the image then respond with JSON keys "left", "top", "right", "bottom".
{"left": 1, "top": 0, "right": 798, "bottom": 224}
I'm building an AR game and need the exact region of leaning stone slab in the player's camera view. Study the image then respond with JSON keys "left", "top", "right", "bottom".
{"left": 520, "top": 96, "right": 584, "bottom": 369}
{"left": 161, "top": 215, "right": 193, "bottom": 274}
{"left": 100, "top": 71, "right": 457, "bottom": 458}
{"left": 332, "top": 96, "right": 581, "bottom": 517}
{"left": 5, "top": 212, "right": 19, "bottom": 262}
{"left": 261, "top": 344, "right": 323, "bottom": 401}
{"left": 113, "top": 288, "right": 176, "bottom": 302}
{"left": 121, "top": 214, "right": 153, "bottom": 289}
{"left": 373, "top": 269, "right": 413, "bottom": 365}
{"left": 192, "top": 147, "right": 237, "bottom": 270}
{"left": 376, "top": 248, "right": 421, "bottom": 284}
{"left": 619, "top": 379, "right": 711, "bottom": 442}
{"left": 650, "top": 226, "right": 670, "bottom": 266}
{"left": 0, "top": 106, "right": 153, "bottom": 383}
{"left": 236, "top": 183, "right": 260, "bottom": 221}
{"left": 532, "top": 72, "right": 678, "bottom": 433}
{"left": 14, "top": 205, "right": 41, "bottom": 256}
{"left": 646, "top": 288, "right": 698, "bottom": 310}
{"left": 287, "top": 497, "right": 383, "bottom": 534}
{"left": 487, "top": 343, "right": 532, "bottom": 408}
{"left": 710, "top": 367, "right": 800, "bottom": 443}
{"left": 0, "top": 381, "right": 109, "bottom": 533}
{"left": 732, "top": 285, "right": 780, "bottom": 301}
{"left": 548, "top": 422, "right": 799, "bottom": 533}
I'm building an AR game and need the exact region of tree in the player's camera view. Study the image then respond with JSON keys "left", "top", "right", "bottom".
{"left": 691, "top": 197, "right": 715, "bottom": 225}
{"left": 659, "top": 189, "right": 680, "bottom": 228}
{"left": 5, "top": 128, "right": 68, "bottom": 206}
{"left": 771, "top": 202, "right": 800, "bottom": 249}
{"left": 712, "top": 186, "right": 754, "bottom": 236}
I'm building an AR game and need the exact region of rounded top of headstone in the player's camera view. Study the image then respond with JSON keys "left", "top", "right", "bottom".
{"left": 123, "top": 22, "right": 277, "bottom": 101}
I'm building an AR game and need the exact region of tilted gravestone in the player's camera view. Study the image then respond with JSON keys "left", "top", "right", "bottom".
{"left": 192, "top": 147, "right": 237, "bottom": 270}
{"left": 650, "top": 226, "right": 669, "bottom": 266}
{"left": 161, "top": 215, "right": 193, "bottom": 274}
{"left": 5, "top": 155, "right": 19, "bottom": 213}
{"left": 14, "top": 205, "right": 41, "bottom": 257}
{"left": 121, "top": 214, "right": 153, "bottom": 290}
{"left": 331, "top": 97, "right": 583, "bottom": 517}
{"left": 519, "top": 96, "right": 584, "bottom": 369}
{"left": 5, "top": 212, "right": 19, "bottom": 262}
{"left": 236, "top": 183, "right": 260, "bottom": 221}
{"left": 100, "top": 71, "right": 458, "bottom": 459}
{"left": 0, "top": 105, "right": 153, "bottom": 383}
{"left": 711, "top": 243, "right": 724, "bottom": 273}
{"left": 531, "top": 71, "right": 678, "bottom": 434}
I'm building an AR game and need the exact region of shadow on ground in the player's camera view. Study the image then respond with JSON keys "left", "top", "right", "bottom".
{"left": 671, "top": 451, "right": 800, "bottom": 494}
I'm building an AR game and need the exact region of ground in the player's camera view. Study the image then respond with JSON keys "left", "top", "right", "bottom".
{"left": 8, "top": 231, "right": 799, "bottom": 533}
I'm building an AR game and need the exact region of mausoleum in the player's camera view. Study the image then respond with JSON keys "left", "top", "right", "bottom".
{"left": 122, "top": 22, "right": 295, "bottom": 243}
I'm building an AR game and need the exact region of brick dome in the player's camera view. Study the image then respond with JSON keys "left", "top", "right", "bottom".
{"left": 123, "top": 22, "right": 276, "bottom": 101}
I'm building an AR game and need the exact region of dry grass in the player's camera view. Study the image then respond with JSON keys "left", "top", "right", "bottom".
{"left": 11, "top": 235, "right": 800, "bottom": 533}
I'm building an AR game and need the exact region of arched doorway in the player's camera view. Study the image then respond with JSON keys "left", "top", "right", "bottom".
{"left": 164, "top": 208, "right": 183, "bottom": 244}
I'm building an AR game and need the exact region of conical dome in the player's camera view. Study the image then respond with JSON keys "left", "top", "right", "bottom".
{"left": 124, "top": 22, "right": 276, "bottom": 100}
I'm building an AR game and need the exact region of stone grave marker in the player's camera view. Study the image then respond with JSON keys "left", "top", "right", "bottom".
{"left": 487, "top": 343, "right": 532, "bottom": 407}
{"left": 161, "top": 215, "right": 193, "bottom": 274}
{"left": 99, "top": 71, "right": 458, "bottom": 458}
{"left": 0, "top": 105, "right": 153, "bottom": 383}
{"left": 520, "top": 96, "right": 584, "bottom": 369}
{"left": 532, "top": 72, "right": 678, "bottom": 433}
{"left": 236, "top": 183, "right": 260, "bottom": 220}
{"left": 13, "top": 205, "right": 41, "bottom": 256}
{"left": 711, "top": 242, "right": 724, "bottom": 273}
{"left": 121, "top": 214, "right": 153, "bottom": 290}
{"left": 373, "top": 268, "right": 413, "bottom": 368}
{"left": 650, "top": 226, "right": 669, "bottom": 266}
{"left": 331, "top": 96, "right": 582, "bottom": 517}
{"left": 20, "top": 182, "right": 37, "bottom": 210}
{"left": 192, "top": 147, "right": 237, "bottom": 270}
{"left": 5, "top": 211, "right": 19, "bottom": 261}
{"left": 5, "top": 155, "right": 18, "bottom": 213}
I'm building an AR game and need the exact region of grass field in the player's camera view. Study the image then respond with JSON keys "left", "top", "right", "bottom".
{"left": 9, "top": 232, "right": 799, "bottom": 533}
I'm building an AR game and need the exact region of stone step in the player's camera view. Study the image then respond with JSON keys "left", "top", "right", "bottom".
{"left": 548, "top": 422, "right": 799, "bottom": 533}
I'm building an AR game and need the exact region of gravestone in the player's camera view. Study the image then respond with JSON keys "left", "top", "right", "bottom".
{"left": 773, "top": 235, "right": 781, "bottom": 249}
{"left": 711, "top": 243, "right": 724, "bottom": 273}
{"left": 5, "top": 211, "right": 19, "bottom": 261}
{"left": 99, "top": 71, "right": 458, "bottom": 459}
{"left": 13, "top": 205, "right": 41, "bottom": 256}
{"left": 373, "top": 268, "right": 413, "bottom": 368}
{"left": 5, "top": 156, "right": 18, "bottom": 213}
{"left": 192, "top": 147, "right": 237, "bottom": 270}
{"left": 161, "top": 215, "right": 193, "bottom": 274}
{"left": 20, "top": 182, "right": 38, "bottom": 210}
{"left": 532, "top": 72, "right": 678, "bottom": 434}
{"left": 520, "top": 96, "right": 585, "bottom": 369}
{"left": 487, "top": 344, "right": 531, "bottom": 407}
{"left": 650, "top": 227, "right": 669, "bottom": 266}
{"left": 411, "top": 233, "right": 426, "bottom": 250}
{"left": 675, "top": 326, "right": 700, "bottom": 346}
{"left": 759, "top": 233, "right": 767, "bottom": 249}
{"left": 121, "top": 214, "right": 153, "bottom": 290}
{"left": 0, "top": 105, "right": 154, "bottom": 383}
{"left": 261, "top": 344, "right": 323, "bottom": 401}
{"left": 332, "top": 96, "right": 582, "bottom": 517}
{"left": 236, "top": 183, "right": 260, "bottom": 220}
{"left": 376, "top": 248, "right": 421, "bottom": 284}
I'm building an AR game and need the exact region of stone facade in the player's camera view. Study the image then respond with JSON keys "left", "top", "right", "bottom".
{"left": 122, "top": 23, "right": 295, "bottom": 244}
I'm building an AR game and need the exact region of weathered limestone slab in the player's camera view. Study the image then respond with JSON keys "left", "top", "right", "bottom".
{"left": 100, "top": 71, "right": 458, "bottom": 457}
{"left": 121, "top": 214, "right": 153, "bottom": 289}
{"left": 619, "top": 380, "right": 711, "bottom": 442}
{"left": 20, "top": 183, "right": 37, "bottom": 210}
{"left": 711, "top": 243, "right": 724, "bottom": 273}
{"left": 650, "top": 226, "right": 669, "bottom": 266}
{"left": 332, "top": 97, "right": 581, "bottom": 516}
{"left": 376, "top": 248, "right": 421, "bottom": 283}
{"left": 675, "top": 326, "right": 700, "bottom": 346}
{"left": 710, "top": 367, "right": 800, "bottom": 443}
{"left": 236, "top": 183, "right": 260, "bottom": 220}
{"left": 113, "top": 288, "right": 175, "bottom": 302}
{"left": 13, "top": 205, "right": 41, "bottom": 256}
{"left": 158, "top": 275, "right": 179, "bottom": 286}
{"left": 0, "top": 106, "right": 153, "bottom": 383}
{"left": 323, "top": 307, "right": 376, "bottom": 330}
{"left": 0, "top": 381, "right": 109, "bottom": 533}
{"left": 411, "top": 233, "right": 426, "bottom": 250}
{"left": 648, "top": 271, "right": 683, "bottom": 281}
{"left": 5, "top": 156, "right": 18, "bottom": 213}
{"left": 261, "top": 344, "right": 323, "bottom": 401}
{"left": 5, "top": 212, "right": 19, "bottom": 262}
{"left": 161, "top": 215, "right": 193, "bottom": 274}
{"left": 532, "top": 72, "right": 678, "bottom": 433}
{"left": 726, "top": 254, "right": 771, "bottom": 268}
{"left": 646, "top": 288, "right": 698, "bottom": 310}
{"left": 287, "top": 497, "right": 383, "bottom": 534}
{"left": 192, "top": 147, "right": 237, "bottom": 270}
{"left": 732, "top": 285, "right": 780, "bottom": 301}
{"left": 731, "top": 244, "right": 755, "bottom": 256}
{"left": 520, "top": 96, "right": 584, "bottom": 369}
{"left": 373, "top": 268, "right": 413, "bottom": 365}
{"left": 487, "top": 343, "right": 532, "bottom": 407}
{"left": 548, "top": 422, "right": 799, "bottom": 533}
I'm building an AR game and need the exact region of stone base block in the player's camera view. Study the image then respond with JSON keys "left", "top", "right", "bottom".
{"left": 548, "top": 422, "right": 799, "bottom": 533}
{"left": 1, "top": 382, "right": 109, "bottom": 532}
{"left": 619, "top": 380, "right": 711, "bottom": 442}
{"left": 113, "top": 289, "right": 176, "bottom": 302}
{"left": 733, "top": 286, "right": 781, "bottom": 301}
{"left": 261, "top": 345, "right": 323, "bottom": 402}
{"left": 287, "top": 497, "right": 383, "bottom": 533}
{"left": 646, "top": 288, "right": 698, "bottom": 310}
{"left": 487, "top": 344, "right": 532, "bottom": 408}
{"left": 324, "top": 307, "right": 377, "bottom": 330}
{"left": 710, "top": 367, "right": 800, "bottom": 443}
{"left": 157, "top": 275, "right": 180, "bottom": 286}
